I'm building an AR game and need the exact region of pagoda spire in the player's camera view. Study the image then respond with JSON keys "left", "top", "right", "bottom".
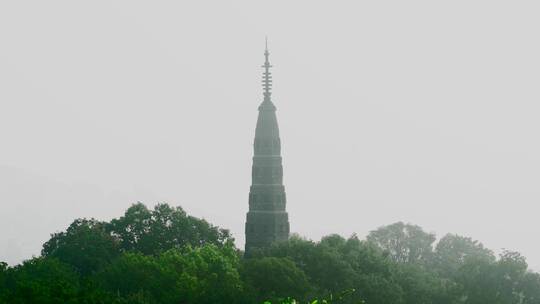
{"left": 262, "top": 37, "right": 273, "bottom": 102}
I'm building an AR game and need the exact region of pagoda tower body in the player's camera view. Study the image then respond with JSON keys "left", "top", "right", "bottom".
{"left": 245, "top": 43, "right": 290, "bottom": 254}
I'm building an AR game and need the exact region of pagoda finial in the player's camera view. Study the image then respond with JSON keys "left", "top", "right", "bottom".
{"left": 262, "top": 37, "right": 272, "bottom": 101}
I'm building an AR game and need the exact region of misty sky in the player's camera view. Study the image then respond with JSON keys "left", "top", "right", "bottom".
{"left": 1, "top": 1, "right": 540, "bottom": 269}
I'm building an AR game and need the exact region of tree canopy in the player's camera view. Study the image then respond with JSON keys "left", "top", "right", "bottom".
{"left": 107, "top": 202, "right": 233, "bottom": 255}
{"left": 367, "top": 222, "right": 436, "bottom": 265}
{"left": 1, "top": 203, "right": 540, "bottom": 304}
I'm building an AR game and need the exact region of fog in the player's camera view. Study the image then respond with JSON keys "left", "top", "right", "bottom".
{"left": 1, "top": 1, "right": 539, "bottom": 269}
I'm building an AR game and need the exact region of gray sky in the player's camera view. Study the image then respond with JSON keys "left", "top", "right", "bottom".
{"left": 1, "top": 1, "right": 540, "bottom": 269}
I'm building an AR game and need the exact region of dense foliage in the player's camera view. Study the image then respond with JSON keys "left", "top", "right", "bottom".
{"left": 1, "top": 203, "right": 539, "bottom": 304}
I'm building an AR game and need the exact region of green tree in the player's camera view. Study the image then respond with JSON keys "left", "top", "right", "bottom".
{"left": 329, "top": 235, "right": 404, "bottom": 304}
{"left": 520, "top": 271, "right": 540, "bottom": 304}
{"left": 7, "top": 199, "right": 540, "bottom": 304}
{"left": 354, "top": 274, "right": 404, "bottom": 304}
{"left": 392, "top": 263, "right": 460, "bottom": 304}
{"left": 257, "top": 234, "right": 354, "bottom": 295}
{"left": 434, "top": 234, "right": 495, "bottom": 278}
{"left": 456, "top": 250, "right": 537, "bottom": 304}
{"left": 256, "top": 234, "right": 405, "bottom": 304}
{"left": 242, "top": 257, "right": 311, "bottom": 302}
{"left": 107, "top": 203, "right": 233, "bottom": 255}
{"left": 93, "top": 252, "right": 176, "bottom": 304}
{"left": 42, "top": 218, "right": 120, "bottom": 276}
{"left": 367, "top": 222, "right": 436, "bottom": 264}
{"left": 6, "top": 257, "right": 80, "bottom": 304}
{"left": 94, "top": 244, "right": 244, "bottom": 304}
{"left": 0, "top": 262, "right": 8, "bottom": 302}
{"left": 495, "top": 250, "right": 529, "bottom": 303}
{"left": 160, "top": 244, "right": 244, "bottom": 304}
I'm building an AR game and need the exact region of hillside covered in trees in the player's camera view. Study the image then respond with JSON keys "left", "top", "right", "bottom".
{"left": 1, "top": 203, "right": 539, "bottom": 304}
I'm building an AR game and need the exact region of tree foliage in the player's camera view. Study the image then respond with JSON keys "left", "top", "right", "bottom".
{"left": 433, "top": 233, "right": 495, "bottom": 278}
{"left": 242, "top": 257, "right": 311, "bottom": 302}
{"left": 0, "top": 261, "right": 8, "bottom": 302}
{"left": 107, "top": 202, "right": 233, "bottom": 255}
{"left": 2, "top": 204, "right": 540, "bottom": 304}
{"left": 42, "top": 218, "right": 120, "bottom": 276}
{"left": 5, "top": 258, "right": 80, "bottom": 304}
{"left": 93, "top": 243, "right": 243, "bottom": 304}
{"left": 367, "top": 222, "right": 436, "bottom": 264}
